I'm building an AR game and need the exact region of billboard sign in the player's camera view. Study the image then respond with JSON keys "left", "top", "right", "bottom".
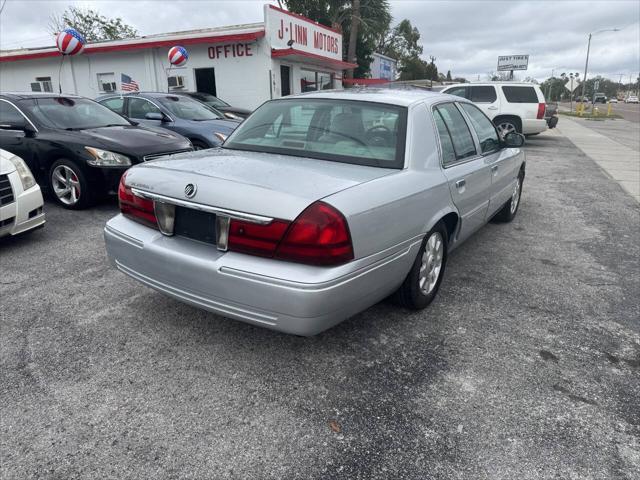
{"left": 497, "top": 55, "right": 529, "bottom": 71}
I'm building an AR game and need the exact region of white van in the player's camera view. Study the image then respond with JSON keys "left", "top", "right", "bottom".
{"left": 441, "top": 82, "right": 547, "bottom": 136}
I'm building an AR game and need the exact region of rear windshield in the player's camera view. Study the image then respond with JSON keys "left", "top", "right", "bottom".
{"left": 502, "top": 86, "right": 539, "bottom": 103}
{"left": 224, "top": 98, "right": 407, "bottom": 168}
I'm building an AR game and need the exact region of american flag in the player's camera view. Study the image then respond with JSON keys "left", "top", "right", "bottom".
{"left": 121, "top": 73, "right": 139, "bottom": 92}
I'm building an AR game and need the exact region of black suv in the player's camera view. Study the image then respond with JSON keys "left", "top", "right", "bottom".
{"left": 0, "top": 93, "right": 192, "bottom": 209}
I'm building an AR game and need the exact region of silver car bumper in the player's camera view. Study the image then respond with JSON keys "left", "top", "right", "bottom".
{"left": 104, "top": 214, "right": 420, "bottom": 335}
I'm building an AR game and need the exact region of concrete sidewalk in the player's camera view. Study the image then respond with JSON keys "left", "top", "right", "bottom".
{"left": 556, "top": 117, "right": 640, "bottom": 202}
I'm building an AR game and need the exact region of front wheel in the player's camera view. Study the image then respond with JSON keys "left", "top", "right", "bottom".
{"left": 492, "top": 174, "right": 523, "bottom": 223}
{"left": 49, "top": 159, "right": 95, "bottom": 209}
{"left": 395, "top": 222, "right": 448, "bottom": 310}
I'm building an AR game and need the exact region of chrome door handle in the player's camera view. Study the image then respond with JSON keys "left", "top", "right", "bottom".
{"left": 455, "top": 179, "right": 466, "bottom": 188}
{"left": 488, "top": 106, "right": 498, "bottom": 110}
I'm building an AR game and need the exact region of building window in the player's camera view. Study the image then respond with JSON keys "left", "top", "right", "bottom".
{"left": 97, "top": 73, "right": 117, "bottom": 93}
{"left": 300, "top": 70, "right": 334, "bottom": 93}
{"left": 30, "top": 77, "right": 53, "bottom": 92}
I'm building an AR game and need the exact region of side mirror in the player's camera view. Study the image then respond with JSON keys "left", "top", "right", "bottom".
{"left": 0, "top": 121, "right": 35, "bottom": 136}
{"left": 503, "top": 132, "right": 525, "bottom": 148}
{"left": 145, "top": 112, "right": 165, "bottom": 121}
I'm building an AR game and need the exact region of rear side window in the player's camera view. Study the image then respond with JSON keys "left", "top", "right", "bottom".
{"left": 444, "top": 87, "right": 467, "bottom": 98}
{"left": 434, "top": 103, "right": 477, "bottom": 162}
{"left": 100, "top": 97, "right": 124, "bottom": 115}
{"left": 469, "top": 86, "right": 497, "bottom": 103}
{"left": 459, "top": 103, "right": 500, "bottom": 154}
{"left": 0, "top": 100, "right": 25, "bottom": 125}
{"left": 433, "top": 110, "right": 456, "bottom": 165}
{"left": 502, "top": 86, "right": 538, "bottom": 103}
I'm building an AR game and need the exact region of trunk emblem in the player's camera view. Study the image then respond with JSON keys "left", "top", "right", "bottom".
{"left": 184, "top": 183, "right": 197, "bottom": 198}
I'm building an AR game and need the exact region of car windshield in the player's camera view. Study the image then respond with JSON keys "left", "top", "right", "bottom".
{"left": 156, "top": 95, "right": 221, "bottom": 121}
{"left": 20, "top": 97, "right": 130, "bottom": 130}
{"left": 224, "top": 98, "right": 407, "bottom": 168}
{"left": 190, "top": 92, "right": 230, "bottom": 108}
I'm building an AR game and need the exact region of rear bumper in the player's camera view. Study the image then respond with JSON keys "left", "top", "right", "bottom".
{"left": 522, "top": 118, "right": 548, "bottom": 135}
{"left": 0, "top": 175, "right": 45, "bottom": 238}
{"left": 104, "top": 214, "right": 419, "bottom": 335}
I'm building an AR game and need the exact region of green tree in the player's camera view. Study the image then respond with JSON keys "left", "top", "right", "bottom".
{"left": 284, "top": 0, "right": 391, "bottom": 78}
{"left": 48, "top": 6, "right": 137, "bottom": 42}
{"left": 398, "top": 55, "right": 427, "bottom": 80}
{"left": 446, "top": 70, "right": 452, "bottom": 81}
{"left": 424, "top": 55, "right": 438, "bottom": 81}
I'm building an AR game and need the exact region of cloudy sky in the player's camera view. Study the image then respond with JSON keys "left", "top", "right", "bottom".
{"left": 1, "top": 0, "right": 638, "bottom": 82}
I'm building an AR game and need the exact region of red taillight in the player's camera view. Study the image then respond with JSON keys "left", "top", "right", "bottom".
{"left": 228, "top": 218, "right": 290, "bottom": 257}
{"left": 227, "top": 201, "right": 354, "bottom": 266}
{"left": 275, "top": 202, "right": 353, "bottom": 266}
{"left": 118, "top": 172, "right": 157, "bottom": 228}
{"left": 537, "top": 103, "right": 546, "bottom": 119}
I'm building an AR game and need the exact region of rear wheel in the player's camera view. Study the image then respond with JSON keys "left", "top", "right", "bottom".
{"left": 49, "top": 159, "right": 94, "bottom": 209}
{"left": 395, "top": 222, "right": 448, "bottom": 310}
{"left": 495, "top": 117, "right": 521, "bottom": 137}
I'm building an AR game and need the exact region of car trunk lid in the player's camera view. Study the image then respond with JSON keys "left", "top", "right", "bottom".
{"left": 126, "top": 148, "right": 395, "bottom": 220}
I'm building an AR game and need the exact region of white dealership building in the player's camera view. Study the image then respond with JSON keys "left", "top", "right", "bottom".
{"left": 0, "top": 4, "right": 355, "bottom": 110}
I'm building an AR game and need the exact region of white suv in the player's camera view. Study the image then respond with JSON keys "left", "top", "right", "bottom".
{"left": 441, "top": 82, "right": 547, "bottom": 136}
{"left": 0, "top": 149, "right": 45, "bottom": 238}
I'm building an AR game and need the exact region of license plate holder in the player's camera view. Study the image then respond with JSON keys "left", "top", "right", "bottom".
{"left": 174, "top": 206, "right": 216, "bottom": 245}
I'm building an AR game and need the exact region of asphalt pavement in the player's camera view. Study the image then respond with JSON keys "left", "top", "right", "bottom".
{"left": 1, "top": 132, "right": 639, "bottom": 479}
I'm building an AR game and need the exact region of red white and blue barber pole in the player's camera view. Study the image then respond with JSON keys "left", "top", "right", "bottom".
{"left": 168, "top": 46, "right": 189, "bottom": 67}
{"left": 56, "top": 28, "right": 86, "bottom": 56}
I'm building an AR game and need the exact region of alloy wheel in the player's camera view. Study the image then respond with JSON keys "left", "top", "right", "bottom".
{"left": 419, "top": 232, "right": 444, "bottom": 295}
{"left": 52, "top": 165, "right": 81, "bottom": 206}
{"left": 510, "top": 177, "right": 521, "bottom": 214}
{"left": 497, "top": 122, "right": 516, "bottom": 137}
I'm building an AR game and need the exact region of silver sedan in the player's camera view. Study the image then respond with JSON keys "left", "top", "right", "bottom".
{"left": 104, "top": 89, "right": 526, "bottom": 336}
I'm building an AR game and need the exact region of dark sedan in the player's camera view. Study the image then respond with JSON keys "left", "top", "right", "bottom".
{"left": 182, "top": 92, "right": 252, "bottom": 120}
{"left": 97, "top": 92, "right": 239, "bottom": 150}
{"left": 0, "top": 93, "right": 192, "bottom": 209}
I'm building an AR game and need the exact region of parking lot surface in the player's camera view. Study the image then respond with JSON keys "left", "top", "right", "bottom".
{"left": 1, "top": 133, "right": 639, "bottom": 479}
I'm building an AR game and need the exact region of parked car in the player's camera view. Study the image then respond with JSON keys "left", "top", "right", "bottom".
{"left": 544, "top": 102, "right": 559, "bottom": 129}
{"left": 609, "top": 98, "right": 618, "bottom": 103}
{"left": 0, "top": 93, "right": 192, "bottom": 209}
{"left": 97, "top": 92, "right": 239, "bottom": 150}
{"left": 441, "top": 82, "right": 546, "bottom": 137}
{"left": 0, "top": 149, "right": 45, "bottom": 237}
{"left": 104, "top": 89, "right": 526, "bottom": 336}
{"left": 625, "top": 95, "right": 639, "bottom": 104}
{"left": 182, "top": 92, "right": 252, "bottom": 120}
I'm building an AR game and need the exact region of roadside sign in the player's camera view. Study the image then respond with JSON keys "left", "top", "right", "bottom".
{"left": 565, "top": 79, "right": 580, "bottom": 92}
{"left": 594, "top": 80, "right": 600, "bottom": 91}
{"left": 497, "top": 55, "right": 529, "bottom": 71}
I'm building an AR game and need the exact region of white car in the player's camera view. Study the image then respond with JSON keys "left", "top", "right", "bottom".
{"left": 441, "top": 82, "right": 547, "bottom": 136}
{"left": 625, "top": 96, "right": 639, "bottom": 104}
{"left": 609, "top": 98, "right": 618, "bottom": 103}
{"left": 0, "top": 149, "right": 45, "bottom": 238}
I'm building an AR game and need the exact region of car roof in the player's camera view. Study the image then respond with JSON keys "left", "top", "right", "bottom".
{"left": 0, "top": 92, "right": 84, "bottom": 100}
{"left": 288, "top": 88, "right": 456, "bottom": 107}
{"left": 443, "top": 82, "right": 541, "bottom": 88}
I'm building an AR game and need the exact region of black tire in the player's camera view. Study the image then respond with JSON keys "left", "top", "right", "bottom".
{"left": 395, "top": 222, "right": 448, "bottom": 310}
{"left": 492, "top": 172, "right": 524, "bottom": 223}
{"left": 494, "top": 117, "right": 521, "bottom": 137}
{"left": 49, "top": 159, "right": 95, "bottom": 209}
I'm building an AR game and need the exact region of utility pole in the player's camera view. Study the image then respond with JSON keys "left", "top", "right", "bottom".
{"left": 580, "top": 28, "right": 620, "bottom": 103}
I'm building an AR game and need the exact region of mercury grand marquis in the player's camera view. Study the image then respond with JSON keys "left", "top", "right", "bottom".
{"left": 104, "top": 89, "right": 526, "bottom": 336}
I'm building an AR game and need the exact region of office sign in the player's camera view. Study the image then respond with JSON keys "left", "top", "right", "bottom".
{"left": 497, "top": 55, "right": 529, "bottom": 71}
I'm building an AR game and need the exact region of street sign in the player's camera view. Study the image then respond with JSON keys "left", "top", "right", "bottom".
{"left": 565, "top": 79, "right": 580, "bottom": 92}
{"left": 594, "top": 80, "right": 600, "bottom": 91}
{"left": 497, "top": 55, "right": 529, "bottom": 71}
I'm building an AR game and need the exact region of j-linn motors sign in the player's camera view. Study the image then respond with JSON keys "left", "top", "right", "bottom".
{"left": 265, "top": 4, "right": 342, "bottom": 60}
